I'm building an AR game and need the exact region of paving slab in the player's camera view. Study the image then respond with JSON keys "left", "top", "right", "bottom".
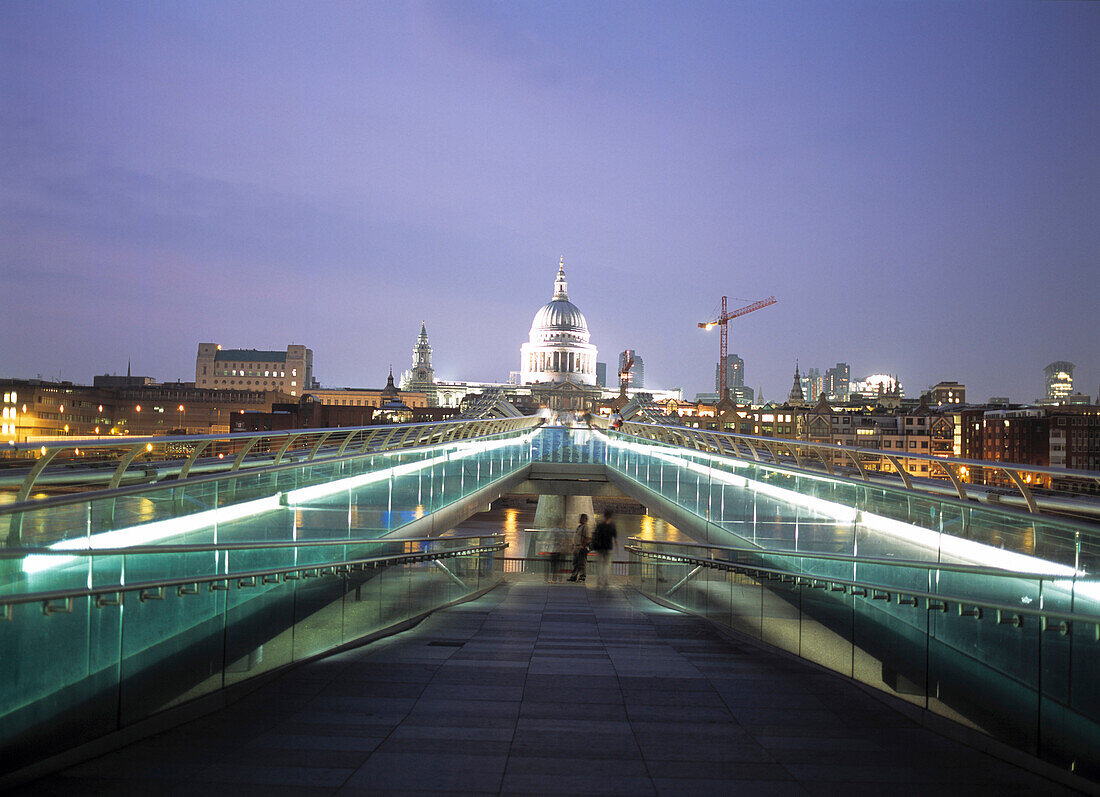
{"left": 15, "top": 580, "right": 1089, "bottom": 796}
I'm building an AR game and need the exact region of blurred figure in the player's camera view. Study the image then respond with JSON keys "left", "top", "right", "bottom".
{"left": 591, "top": 510, "right": 618, "bottom": 588}
{"left": 567, "top": 513, "right": 591, "bottom": 582}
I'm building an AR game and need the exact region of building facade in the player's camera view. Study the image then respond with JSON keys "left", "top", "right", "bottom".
{"left": 930, "top": 381, "right": 965, "bottom": 407}
{"left": 715, "top": 354, "right": 745, "bottom": 395}
{"left": 0, "top": 378, "right": 290, "bottom": 441}
{"left": 196, "top": 344, "right": 313, "bottom": 396}
{"left": 824, "top": 363, "right": 850, "bottom": 400}
{"left": 1044, "top": 361, "right": 1075, "bottom": 402}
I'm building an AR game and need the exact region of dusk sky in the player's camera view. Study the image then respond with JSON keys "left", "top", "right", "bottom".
{"left": 2, "top": 1, "right": 1098, "bottom": 403}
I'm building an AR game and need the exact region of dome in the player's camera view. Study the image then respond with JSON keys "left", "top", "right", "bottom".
{"left": 530, "top": 299, "right": 589, "bottom": 338}
{"left": 519, "top": 257, "right": 599, "bottom": 387}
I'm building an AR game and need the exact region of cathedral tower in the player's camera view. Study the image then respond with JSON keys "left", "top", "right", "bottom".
{"left": 401, "top": 322, "right": 437, "bottom": 406}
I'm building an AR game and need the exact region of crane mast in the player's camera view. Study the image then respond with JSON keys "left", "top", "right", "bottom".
{"left": 618, "top": 354, "right": 635, "bottom": 396}
{"left": 698, "top": 295, "right": 777, "bottom": 401}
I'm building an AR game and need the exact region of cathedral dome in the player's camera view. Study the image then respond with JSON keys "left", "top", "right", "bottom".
{"left": 530, "top": 299, "right": 589, "bottom": 339}
{"left": 520, "top": 258, "right": 598, "bottom": 387}
{"left": 527, "top": 259, "right": 591, "bottom": 344}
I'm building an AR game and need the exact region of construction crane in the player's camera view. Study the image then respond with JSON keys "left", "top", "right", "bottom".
{"left": 699, "top": 295, "right": 777, "bottom": 401}
{"left": 618, "top": 353, "right": 635, "bottom": 395}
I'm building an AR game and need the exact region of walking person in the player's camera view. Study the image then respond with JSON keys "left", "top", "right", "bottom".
{"left": 543, "top": 528, "right": 567, "bottom": 583}
{"left": 567, "top": 513, "right": 591, "bottom": 582}
{"left": 591, "top": 509, "right": 618, "bottom": 588}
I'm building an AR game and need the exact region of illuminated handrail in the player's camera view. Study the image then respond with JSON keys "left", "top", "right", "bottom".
{"left": 0, "top": 422, "right": 539, "bottom": 519}
{"left": 0, "top": 532, "right": 505, "bottom": 559}
{"left": 0, "top": 538, "right": 508, "bottom": 614}
{"left": 626, "top": 542, "right": 1100, "bottom": 629}
{"left": 1, "top": 415, "right": 543, "bottom": 503}
{"left": 613, "top": 421, "right": 1100, "bottom": 513}
{"left": 625, "top": 536, "right": 1096, "bottom": 581}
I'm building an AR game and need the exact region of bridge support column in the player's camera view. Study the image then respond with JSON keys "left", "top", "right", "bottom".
{"left": 564, "top": 495, "right": 595, "bottom": 531}
{"left": 533, "top": 494, "right": 595, "bottom": 532}
{"left": 533, "top": 494, "right": 565, "bottom": 531}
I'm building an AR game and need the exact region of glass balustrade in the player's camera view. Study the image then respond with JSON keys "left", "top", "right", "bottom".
{"left": 629, "top": 537, "right": 1100, "bottom": 779}
{"left": 0, "top": 424, "right": 537, "bottom": 780}
{"left": 3, "top": 421, "right": 1099, "bottom": 782}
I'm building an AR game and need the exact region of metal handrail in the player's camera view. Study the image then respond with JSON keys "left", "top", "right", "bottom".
{"left": 626, "top": 544, "right": 1100, "bottom": 629}
{"left": 611, "top": 422, "right": 1100, "bottom": 509}
{"left": 2, "top": 415, "right": 543, "bottom": 500}
{"left": 1, "top": 416, "right": 539, "bottom": 455}
{"left": 626, "top": 537, "right": 1094, "bottom": 581}
{"left": 0, "top": 533, "right": 505, "bottom": 559}
{"left": 0, "top": 541, "right": 508, "bottom": 612}
{"left": 0, "top": 424, "right": 539, "bottom": 518}
{"left": 605, "top": 423, "right": 1100, "bottom": 516}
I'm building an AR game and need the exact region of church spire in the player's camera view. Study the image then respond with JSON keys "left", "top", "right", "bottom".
{"left": 553, "top": 256, "right": 568, "bottom": 301}
{"left": 788, "top": 362, "right": 806, "bottom": 407}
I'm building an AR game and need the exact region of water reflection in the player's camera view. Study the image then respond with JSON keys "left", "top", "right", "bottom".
{"left": 444, "top": 505, "right": 692, "bottom": 558}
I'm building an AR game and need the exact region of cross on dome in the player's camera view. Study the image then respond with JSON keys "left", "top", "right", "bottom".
{"left": 553, "top": 256, "right": 568, "bottom": 300}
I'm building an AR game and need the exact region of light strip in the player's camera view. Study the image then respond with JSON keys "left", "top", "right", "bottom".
{"left": 22, "top": 495, "right": 283, "bottom": 574}
{"left": 599, "top": 431, "right": 1082, "bottom": 578}
{"left": 22, "top": 431, "right": 536, "bottom": 576}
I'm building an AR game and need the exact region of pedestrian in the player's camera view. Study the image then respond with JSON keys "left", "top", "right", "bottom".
{"left": 591, "top": 509, "right": 618, "bottom": 588}
{"left": 567, "top": 513, "right": 591, "bottom": 582}
{"left": 543, "top": 528, "right": 566, "bottom": 583}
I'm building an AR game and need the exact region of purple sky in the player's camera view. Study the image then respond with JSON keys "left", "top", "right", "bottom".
{"left": 3, "top": 1, "right": 1098, "bottom": 403}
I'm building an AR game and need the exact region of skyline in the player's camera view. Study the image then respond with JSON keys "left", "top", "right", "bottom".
{"left": 3, "top": 2, "right": 1098, "bottom": 402}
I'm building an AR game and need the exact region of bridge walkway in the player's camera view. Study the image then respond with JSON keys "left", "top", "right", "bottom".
{"left": 18, "top": 580, "right": 1080, "bottom": 796}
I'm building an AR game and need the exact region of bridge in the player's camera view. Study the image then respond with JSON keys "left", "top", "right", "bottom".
{"left": 1, "top": 416, "right": 1098, "bottom": 793}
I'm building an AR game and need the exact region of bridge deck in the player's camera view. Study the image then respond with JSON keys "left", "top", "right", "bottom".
{"left": 20, "top": 581, "right": 1079, "bottom": 796}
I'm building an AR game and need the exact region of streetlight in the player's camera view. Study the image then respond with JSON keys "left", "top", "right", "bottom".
{"left": 177, "top": 404, "right": 185, "bottom": 431}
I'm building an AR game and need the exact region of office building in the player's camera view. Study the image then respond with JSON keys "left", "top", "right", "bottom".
{"left": 196, "top": 343, "right": 313, "bottom": 396}
{"left": 825, "top": 363, "right": 850, "bottom": 400}
{"left": 1044, "top": 361, "right": 1075, "bottom": 402}
{"left": 930, "top": 381, "right": 965, "bottom": 407}
{"left": 715, "top": 354, "right": 745, "bottom": 395}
